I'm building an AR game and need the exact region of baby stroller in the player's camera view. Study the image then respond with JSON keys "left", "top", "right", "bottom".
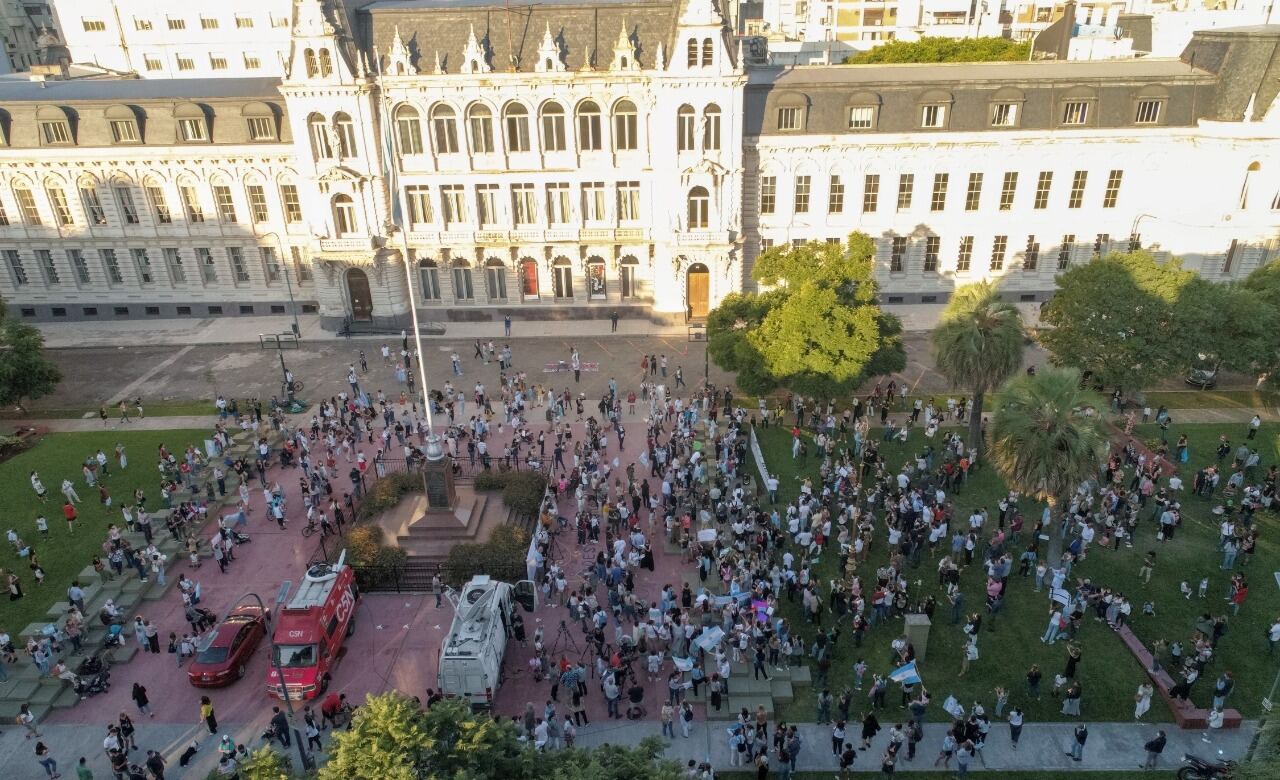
{"left": 102, "top": 623, "right": 126, "bottom": 649}
{"left": 74, "top": 668, "right": 111, "bottom": 698}
{"left": 76, "top": 653, "right": 109, "bottom": 676}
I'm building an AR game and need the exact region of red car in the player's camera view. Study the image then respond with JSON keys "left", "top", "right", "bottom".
{"left": 187, "top": 605, "right": 269, "bottom": 688}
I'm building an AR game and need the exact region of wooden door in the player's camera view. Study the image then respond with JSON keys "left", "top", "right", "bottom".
{"left": 687, "top": 266, "right": 710, "bottom": 319}
{"left": 346, "top": 267, "right": 373, "bottom": 321}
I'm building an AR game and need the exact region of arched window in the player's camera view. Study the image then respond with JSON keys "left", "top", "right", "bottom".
{"left": 519, "top": 257, "right": 540, "bottom": 299}
{"left": 504, "top": 103, "right": 530, "bottom": 153}
{"left": 576, "top": 101, "right": 602, "bottom": 152}
{"left": 304, "top": 48, "right": 317, "bottom": 78}
{"left": 1240, "top": 161, "right": 1261, "bottom": 209}
{"left": 676, "top": 105, "right": 696, "bottom": 152}
{"left": 333, "top": 112, "right": 357, "bottom": 158}
{"left": 552, "top": 257, "right": 573, "bottom": 299}
{"left": 686, "top": 38, "right": 698, "bottom": 67}
{"left": 613, "top": 100, "right": 637, "bottom": 151}
{"left": 468, "top": 104, "right": 494, "bottom": 154}
{"left": 484, "top": 257, "right": 507, "bottom": 301}
{"left": 318, "top": 48, "right": 333, "bottom": 77}
{"left": 451, "top": 259, "right": 474, "bottom": 301}
{"left": 586, "top": 257, "right": 606, "bottom": 299}
{"left": 431, "top": 105, "right": 459, "bottom": 154}
{"left": 332, "top": 194, "right": 357, "bottom": 236}
{"left": 687, "top": 186, "right": 709, "bottom": 229}
{"left": 395, "top": 105, "right": 423, "bottom": 155}
{"left": 417, "top": 258, "right": 441, "bottom": 301}
{"left": 619, "top": 255, "right": 640, "bottom": 299}
{"left": 701, "top": 38, "right": 714, "bottom": 67}
{"left": 307, "top": 113, "right": 331, "bottom": 159}
{"left": 703, "top": 104, "right": 721, "bottom": 151}
{"left": 540, "top": 102, "right": 566, "bottom": 152}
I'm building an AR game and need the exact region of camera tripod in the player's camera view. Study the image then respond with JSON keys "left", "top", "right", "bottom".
{"left": 550, "top": 618, "right": 581, "bottom": 657}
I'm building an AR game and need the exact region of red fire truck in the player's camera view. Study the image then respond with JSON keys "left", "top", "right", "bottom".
{"left": 266, "top": 552, "right": 360, "bottom": 701}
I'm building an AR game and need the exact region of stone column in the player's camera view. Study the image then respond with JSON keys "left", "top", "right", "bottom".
{"left": 904, "top": 613, "right": 931, "bottom": 662}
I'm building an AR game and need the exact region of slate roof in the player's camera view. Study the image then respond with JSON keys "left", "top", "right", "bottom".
{"left": 1178, "top": 25, "right": 1280, "bottom": 121}
{"left": 0, "top": 76, "right": 285, "bottom": 103}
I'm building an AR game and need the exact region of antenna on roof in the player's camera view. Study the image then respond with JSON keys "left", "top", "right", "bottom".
{"left": 505, "top": 0, "right": 515, "bottom": 70}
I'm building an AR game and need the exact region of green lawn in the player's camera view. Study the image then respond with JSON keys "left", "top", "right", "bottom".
{"left": 0, "top": 400, "right": 218, "bottom": 420}
{"left": 0, "top": 429, "right": 208, "bottom": 634}
{"left": 754, "top": 420, "right": 1280, "bottom": 725}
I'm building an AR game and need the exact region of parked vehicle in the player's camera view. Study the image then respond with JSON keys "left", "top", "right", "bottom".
{"left": 187, "top": 604, "right": 269, "bottom": 688}
{"left": 266, "top": 553, "right": 359, "bottom": 701}
{"left": 1179, "top": 753, "right": 1236, "bottom": 780}
{"left": 437, "top": 575, "right": 537, "bottom": 709}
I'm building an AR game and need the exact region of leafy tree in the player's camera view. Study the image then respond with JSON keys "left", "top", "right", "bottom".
{"left": 0, "top": 299, "right": 61, "bottom": 412}
{"left": 988, "top": 367, "right": 1108, "bottom": 559}
{"left": 707, "top": 232, "right": 905, "bottom": 398}
{"left": 931, "top": 281, "right": 1025, "bottom": 460}
{"left": 1178, "top": 278, "right": 1280, "bottom": 386}
{"left": 1038, "top": 251, "right": 1196, "bottom": 395}
{"left": 238, "top": 745, "right": 292, "bottom": 780}
{"left": 845, "top": 36, "right": 1030, "bottom": 64}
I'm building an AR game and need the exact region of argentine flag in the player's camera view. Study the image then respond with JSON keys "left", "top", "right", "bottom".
{"left": 889, "top": 660, "right": 922, "bottom": 686}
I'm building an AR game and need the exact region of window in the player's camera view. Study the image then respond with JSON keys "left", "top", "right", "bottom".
{"left": 308, "top": 115, "right": 332, "bottom": 158}
{"left": 243, "top": 54, "right": 261, "bottom": 70}
{"left": 196, "top": 248, "right": 216, "bottom": 283}
{"left": 4, "top": 250, "right": 27, "bottom": 286}
{"left": 619, "top": 257, "right": 639, "bottom": 299}
{"left": 389, "top": 106, "right": 423, "bottom": 155}
{"left": 334, "top": 113, "right": 356, "bottom": 158}
{"left": 167, "top": 17, "right": 186, "bottom": 30}
{"left": 777, "top": 107, "right": 802, "bottom": 131}
{"left": 863, "top": 174, "right": 880, "bottom": 212}
{"left": 1102, "top": 170, "right": 1123, "bottom": 208}
{"left": 930, "top": 173, "right": 948, "bottom": 212}
{"left": 15, "top": 187, "right": 40, "bottom": 225}
{"left": 82, "top": 18, "right": 107, "bottom": 32}
{"left": 999, "top": 172, "right": 1018, "bottom": 211}
{"left": 163, "top": 248, "right": 186, "bottom": 283}
{"left": 246, "top": 185, "right": 269, "bottom": 223}
{"left": 110, "top": 119, "right": 139, "bottom": 143}
{"left": 991, "top": 103, "right": 1018, "bottom": 127}
{"left": 179, "top": 186, "right": 204, "bottom": 222}
{"left": 1223, "top": 239, "right": 1239, "bottom": 274}
{"left": 924, "top": 236, "right": 940, "bottom": 272}
{"left": 418, "top": 259, "right": 442, "bottom": 300}
{"left": 617, "top": 182, "right": 640, "bottom": 223}
{"left": 485, "top": 260, "right": 507, "bottom": 301}
{"left": 178, "top": 117, "right": 207, "bottom": 142}
{"left": 703, "top": 104, "right": 721, "bottom": 151}
{"left": 476, "top": 184, "right": 499, "bottom": 226}
{"left": 1135, "top": 100, "right": 1161, "bottom": 124}
{"left": 1062, "top": 101, "right": 1089, "bottom": 125}
{"left": 1057, "top": 235, "right": 1075, "bottom": 270}
{"left": 701, "top": 38, "right": 713, "bottom": 67}
{"left": 47, "top": 187, "right": 74, "bottom": 226}
{"left": 794, "top": 176, "right": 811, "bottom": 214}
{"left": 540, "top": 103, "right": 566, "bottom": 152}
{"left": 109, "top": 187, "right": 136, "bottom": 224}
{"left": 687, "top": 186, "right": 710, "bottom": 229}
{"left": 81, "top": 186, "right": 107, "bottom": 225}
{"left": 1093, "top": 233, "right": 1110, "bottom": 259}
{"left": 1239, "top": 161, "right": 1260, "bottom": 209}
{"left": 760, "top": 176, "right": 776, "bottom": 215}
{"left": 200, "top": 16, "right": 219, "bottom": 29}
{"left": 1128, "top": 233, "right": 1142, "bottom": 251}
{"left": 213, "top": 185, "right": 237, "bottom": 223}
{"left": 441, "top": 185, "right": 467, "bottom": 226}
{"left": 1067, "top": 170, "right": 1087, "bottom": 209}
{"left": 504, "top": 104, "right": 530, "bottom": 153}
{"left": 576, "top": 102, "right": 602, "bottom": 151}
{"left": 259, "top": 248, "right": 281, "bottom": 285}
{"left": 280, "top": 184, "right": 302, "bottom": 223}
{"left": 176, "top": 57, "right": 195, "bottom": 72}
{"left": 467, "top": 106, "right": 494, "bottom": 154}
{"left": 0, "top": 200, "right": 8, "bottom": 226}
{"left": 506, "top": 183, "right": 535, "bottom": 224}
{"left": 848, "top": 106, "right": 875, "bottom": 130}
{"left": 40, "top": 119, "right": 72, "bottom": 145}
{"left": 228, "top": 247, "right": 250, "bottom": 283}
{"left": 83, "top": 307, "right": 98, "bottom": 316}
{"left": 687, "top": 38, "right": 698, "bottom": 67}
{"left": 956, "top": 236, "right": 974, "bottom": 272}
{"left": 921, "top": 104, "right": 946, "bottom": 128}
{"left": 614, "top": 101, "right": 638, "bottom": 151}
{"left": 965, "top": 173, "right": 983, "bottom": 211}
{"left": 134, "top": 18, "right": 152, "bottom": 31}
{"left": 891, "top": 236, "right": 907, "bottom": 273}
{"left": 100, "top": 249, "right": 123, "bottom": 284}
{"left": 582, "top": 182, "right": 607, "bottom": 222}
{"left": 271, "top": 15, "right": 288, "bottom": 28}
{"left": 36, "top": 249, "right": 59, "bottom": 284}
{"left": 677, "top": 105, "right": 696, "bottom": 151}
{"left": 990, "top": 235, "right": 1008, "bottom": 271}
{"left": 247, "top": 116, "right": 275, "bottom": 141}
{"left": 432, "top": 106, "right": 459, "bottom": 154}
{"left": 1024, "top": 236, "right": 1039, "bottom": 271}
{"left": 210, "top": 56, "right": 228, "bottom": 71}
{"left": 546, "top": 183, "right": 570, "bottom": 224}
{"left": 291, "top": 246, "right": 312, "bottom": 283}
{"left": 405, "top": 186, "right": 434, "bottom": 226}
{"left": 896, "top": 174, "right": 914, "bottom": 211}
{"left": 131, "top": 248, "right": 154, "bottom": 284}
{"left": 332, "top": 195, "right": 357, "bottom": 235}
{"left": 828, "top": 175, "right": 844, "bottom": 214}
{"left": 453, "top": 264, "right": 475, "bottom": 300}
{"left": 552, "top": 260, "right": 573, "bottom": 298}
{"left": 143, "top": 56, "right": 162, "bottom": 71}
{"left": 760, "top": 239, "right": 774, "bottom": 251}
{"left": 1033, "top": 172, "right": 1052, "bottom": 209}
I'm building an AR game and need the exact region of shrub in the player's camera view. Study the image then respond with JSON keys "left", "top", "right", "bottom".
{"left": 340, "top": 525, "right": 384, "bottom": 567}
{"left": 470, "top": 469, "right": 548, "bottom": 517}
{"left": 357, "top": 472, "right": 420, "bottom": 520}
{"left": 443, "top": 524, "right": 529, "bottom": 585}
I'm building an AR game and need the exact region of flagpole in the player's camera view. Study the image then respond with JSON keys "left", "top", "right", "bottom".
{"left": 377, "top": 59, "right": 440, "bottom": 458}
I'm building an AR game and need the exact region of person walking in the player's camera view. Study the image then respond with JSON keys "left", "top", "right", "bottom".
{"left": 1067, "top": 722, "right": 1088, "bottom": 762}
{"left": 17, "top": 702, "right": 42, "bottom": 738}
{"left": 1141, "top": 730, "right": 1167, "bottom": 770}
{"left": 1134, "top": 682, "right": 1154, "bottom": 720}
{"left": 680, "top": 701, "right": 694, "bottom": 738}
{"left": 661, "top": 703, "right": 675, "bottom": 739}
{"left": 270, "top": 706, "right": 291, "bottom": 747}
{"left": 200, "top": 696, "right": 218, "bottom": 734}
{"left": 35, "top": 741, "right": 60, "bottom": 778}
{"left": 132, "top": 682, "right": 153, "bottom": 717}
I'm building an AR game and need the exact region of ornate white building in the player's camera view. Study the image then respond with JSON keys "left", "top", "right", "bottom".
{"left": 0, "top": 0, "right": 1277, "bottom": 330}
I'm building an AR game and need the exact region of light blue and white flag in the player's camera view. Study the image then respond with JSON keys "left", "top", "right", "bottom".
{"left": 889, "top": 660, "right": 922, "bottom": 686}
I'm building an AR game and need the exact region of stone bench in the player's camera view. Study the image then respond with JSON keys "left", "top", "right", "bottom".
{"left": 1116, "top": 625, "right": 1242, "bottom": 729}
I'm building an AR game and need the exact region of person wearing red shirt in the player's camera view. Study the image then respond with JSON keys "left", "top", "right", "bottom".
{"left": 62, "top": 501, "right": 78, "bottom": 533}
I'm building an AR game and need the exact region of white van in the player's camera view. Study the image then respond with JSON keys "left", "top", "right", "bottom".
{"left": 437, "top": 575, "right": 537, "bottom": 709}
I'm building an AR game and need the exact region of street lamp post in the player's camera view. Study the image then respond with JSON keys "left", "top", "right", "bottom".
{"left": 283, "top": 255, "right": 301, "bottom": 338}
{"left": 239, "top": 591, "right": 314, "bottom": 772}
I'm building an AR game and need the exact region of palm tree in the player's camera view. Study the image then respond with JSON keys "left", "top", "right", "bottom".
{"left": 988, "top": 367, "right": 1109, "bottom": 560}
{"left": 931, "top": 281, "right": 1025, "bottom": 459}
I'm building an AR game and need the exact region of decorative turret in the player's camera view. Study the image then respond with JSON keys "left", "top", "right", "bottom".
{"left": 535, "top": 24, "right": 566, "bottom": 73}
{"left": 386, "top": 26, "right": 417, "bottom": 76}
{"left": 612, "top": 23, "right": 639, "bottom": 71}
{"left": 461, "top": 25, "right": 492, "bottom": 74}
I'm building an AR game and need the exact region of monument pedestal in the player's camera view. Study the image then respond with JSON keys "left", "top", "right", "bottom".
{"left": 375, "top": 457, "right": 512, "bottom": 566}
{"left": 905, "top": 613, "right": 931, "bottom": 662}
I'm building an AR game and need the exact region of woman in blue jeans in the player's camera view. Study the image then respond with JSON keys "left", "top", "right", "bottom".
{"left": 35, "top": 741, "right": 60, "bottom": 778}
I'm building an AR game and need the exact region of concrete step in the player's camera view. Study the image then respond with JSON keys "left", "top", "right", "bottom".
{"left": 27, "top": 679, "right": 68, "bottom": 706}
{"left": 0, "top": 699, "right": 48, "bottom": 721}
{"left": 50, "top": 686, "right": 82, "bottom": 709}
{"left": 706, "top": 703, "right": 738, "bottom": 721}
{"left": 727, "top": 696, "right": 774, "bottom": 718}
{"left": 108, "top": 643, "right": 139, "bottom": 664}
{"left": 789, "top": 665, "right": 812, "bottom": 687}
{"left": 0, "top": 678, "right": 40, "bottom": 700}
{"left": 770, "top": 679, "right": 795, "bottom": 704}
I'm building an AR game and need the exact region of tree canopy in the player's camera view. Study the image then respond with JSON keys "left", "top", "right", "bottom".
{"left": 1037, "top": 251, "right": 1196, "bottom": 393}
{"left": 0, "top": 299, "right": 61, "bottom": 412}
{"left": 708, "top": 232, "right": 905, "bottom": 398}
{"left": 845, "top": 36, "right": 1031, "bottom": 64}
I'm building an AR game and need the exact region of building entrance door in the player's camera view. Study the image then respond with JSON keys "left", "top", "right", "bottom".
{"left": 346, "top": 267, "right": 373, "bottom": 321}
{"left": 686, "top": 263, "right": 710, "bottom": 319}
